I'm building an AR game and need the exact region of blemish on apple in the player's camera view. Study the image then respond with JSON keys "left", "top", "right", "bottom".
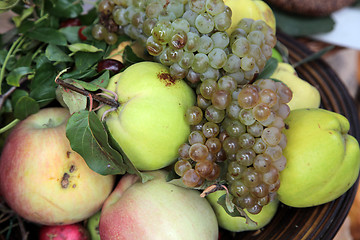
{"left": 61, "top": 173, "right": 70, "bottom": 188}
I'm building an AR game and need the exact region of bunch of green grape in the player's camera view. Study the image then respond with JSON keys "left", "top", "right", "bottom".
{"left": 93, "top": 0, "right": 290, "bottom": 215}
{"left": 92, "top": 0, "right": 276, "bottom": 85}
{"left": 176, "top": 79, "right": 292, "bottom": 214}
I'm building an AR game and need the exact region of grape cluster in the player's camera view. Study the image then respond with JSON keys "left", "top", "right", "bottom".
{"left": 175, "top": 79, "right": 292, "bottom": 214}
{"left": 93, "top": 0, "right": 276, "bottom": 85}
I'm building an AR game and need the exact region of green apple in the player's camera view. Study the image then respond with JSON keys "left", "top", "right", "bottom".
{"left": 278, "top": 108, "right": 360, "bottom": 207}
{"left": 0, "top": 108, "right": 116, "bottom": 225}
{"left": 99, "top": 61, "right": 195, "bottom": 171}
{"left": 206, "top": 190, "right": 279, "bottom": 232}
{"left": 270, "top": 62, "right": 321, "bottom": 110}
{"left": 99, "top": 170, "right": 219, "bottom": 240}
{"left": 87, "top": 211, "right": 101, "bottom": 240}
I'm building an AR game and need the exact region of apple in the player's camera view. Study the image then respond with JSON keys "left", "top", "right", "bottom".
{"left": 99, "top": 61, "right": 195, "bottom": 171}
{"left": 99, "top": 170, "right": 219, "bottom": 240}
{"left": 206, "top": 190, "right": 279, "bottom": 232}
{"left": 87, "top": 211, "right": 101, "bottom": 240}
{"left": 0, "top": 108, "right": 116, "bottom": 225}
{"left": 270, "top": 62, "right": 321, "bottom": 110}
{"left": 278, "top": 108, "right": 360, "bottom": 207}
{"left": 39, "top": 223, "right": 90, "bottom": 240}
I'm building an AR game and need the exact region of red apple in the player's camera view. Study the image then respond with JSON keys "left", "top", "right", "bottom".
{"left": 39, "top": 223, "right": 90, "bottom": 240}
{"left": 99, "top": 170, "right": 219, "bottom": 240}
{"left": 0, "top": 108, "right": 116, "bottom": 225}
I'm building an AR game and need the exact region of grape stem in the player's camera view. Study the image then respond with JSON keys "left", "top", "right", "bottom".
{"left": 200, "top": 183, "right": 229, "bottom": 198}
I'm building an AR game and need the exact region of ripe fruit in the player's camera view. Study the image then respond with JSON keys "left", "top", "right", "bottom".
{"left": 0, "top": 108, "right": 116, "bottom": 225}
{"left": 270, "top": 62, "right": 321, "bottom": 110}
{"left": 99, "top": 170, "right": 219, "bottom": 240}
{"left": 224, "top": 0, "right": 276, "bottom": 34}
{"left": 39, "top": 223, "right": 90, "bottom": 240}
{"left": 278, "top": 108, "right": 360, "bottom": 207}
{"left": 206, "top": 190, "right": 279, "bottom": 232}
{"left": 98, "top": 62, "right": 195, "bottom": 171}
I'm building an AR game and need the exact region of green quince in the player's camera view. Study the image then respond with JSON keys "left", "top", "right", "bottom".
{"left": 271, "top": 63, "right": 321, "bottom": 110}
{"left": 206, "top": 190, "right": 279, "bottom": 232}
{"left": 278, "top": 108, "right": 360, "bottom": 207}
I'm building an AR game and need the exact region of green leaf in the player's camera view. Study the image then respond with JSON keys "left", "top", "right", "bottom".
{"left": 26, "top": 27, "right": 68, "bottom": 46}
{"left": 274, "top": 9, "right": 335, "bottom": 36}
{"left": 293, "top": 45, "right": 335, "bottom": 68}
{"left": 55, "top": 79, "right": 87, "bottom": 114}
{"left": 59, "top": 26, "right": 81, "bottom": 44}
{"left": 74, "top": 70, "right": 110, "bottom": 91}
{"left": 12, "top": 6, "right": 34, "bottom": 27}
{"left": 13, "top": 96, "right": 40, "bottom": 120}
{"left": 68, "top": 43, "right": 104, "bottom": 53}
{"left": 105, "top": 125, "right": 154, "bottom": 183}
{"left": 257, "top": 58, "right": 278, "bottom": 80}
{"left": 0, "top": 0, "right": 19, "bottom": 11}
{"left": 6, "top": 66, "right": 33, "bottom": 87}
{"left": 45, "top": 0, "right": 83, "bottom": 18}
{"left": 29, "top": 62, "right": 57, "bottom": 107}
{"left": 66, "top": 110, "right": 128, "bottom": 175}
{"left": 45, "top": 44, "right": 73, "bottom": 62}
{"left": 11, "top": 89, "right": 28, "bottom": 107}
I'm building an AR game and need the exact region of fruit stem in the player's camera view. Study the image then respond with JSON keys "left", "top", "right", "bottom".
{"left": 55, "top": 77, "right": 120, "bottom": 109}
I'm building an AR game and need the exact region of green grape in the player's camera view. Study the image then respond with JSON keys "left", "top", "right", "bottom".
{"left": 195, "top": 13, "right": 214, "bottom": 34}
{"left": 205, "top": 105, "right": 225, "bottom": 123}
{"left": 205, "top": 0, "right": 225, "bottom": 16}
{"left": 208, "top": 48, "right": 227, "bottom": 69}
{"left": 178, "top": 143, "right": 191, "bottom": 159}
{"left": 198, "top": 35, "right": 214, "bottom": 54}
{"left": 92, "top": 24, "right": 107, "bottom": 40}
{"left": 202, "top": 121, "right": 220, "bottom": 138}
{"left": 211, "top": 31, "right": 229, "bottom": 49}
{"left": 185, "top": 106, "right": 204, "bottom": 125}
{"left": 152, "top": 20, "right": 174, "bottom": 44}
{"left": 175, "top": 159, "right": 192, "bottom": 176}
{"left": 223, "top": 54, "right": 241, "bottom": 73}
{"left": 182, "top": 169, "right": 203, "bottom": 187}
{"left": 192, "top": 53, "right": 209, "bottom": 73}
{"left": 213, "top": 11, "right": 231, "bottom": 31}
{"left": 189, "top": 143, "right": 209, "bottom": 161}
{"left": 189, "top": 131, "right": 207, "bottom": 145}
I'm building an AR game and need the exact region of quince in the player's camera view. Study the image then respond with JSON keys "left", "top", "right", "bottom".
{"left": 99, "top": 62, "right": 195, "bottom": 171}
{"left": 278, "top": 108, "right": 360, "bottom": 207}
{"left": 225, "top": 0, "right": 276, "bottom": 34}
{"left": 270, "top": 62, "right": 321, "bottom": 110}
{"left": 206, "top": 190, "right": 279, "bottom": 232}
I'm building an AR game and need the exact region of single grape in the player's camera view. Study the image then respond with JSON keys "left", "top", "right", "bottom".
{"left": 195, "top": 160, "right": 214, "bottom": 178}
{"left": 205, "top": 105, "right": 225, "bottom": 123}
{"left": 211, "top": 89, "right": 231, "bottom": 110}
{"left": 174, "top": 159, "right": 192, "bottom": 176}
{"left": 189, "top": 131, "right": 206, "bottom": 145}
{"left": 178, "top": 143, "right": 191, "bottom": 159}
{"left": 182, "top": 169, "right": 203, "bottom": 187}
{"left": 189, "top": 143, "right": 209, "bottom": 161}
{"left": 205, "top": 137, "right": 222, "bottom": 153}
{"left": 202, "top": 122, "right": 220, "bottom": 138}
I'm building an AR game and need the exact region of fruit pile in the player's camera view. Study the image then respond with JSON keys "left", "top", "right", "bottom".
{"left": 0, "top": 0, "right": 359, "bottom": 239}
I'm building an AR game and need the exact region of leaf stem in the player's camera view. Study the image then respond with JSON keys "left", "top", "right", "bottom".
{"left": 0, "top": 119, "right": 20, "bottom": 134}
{"left": 55, "top": 78, "right": 120, "bottom": 108}
{"left": 0, "top": 35, "right": 25, "bottom": 95}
